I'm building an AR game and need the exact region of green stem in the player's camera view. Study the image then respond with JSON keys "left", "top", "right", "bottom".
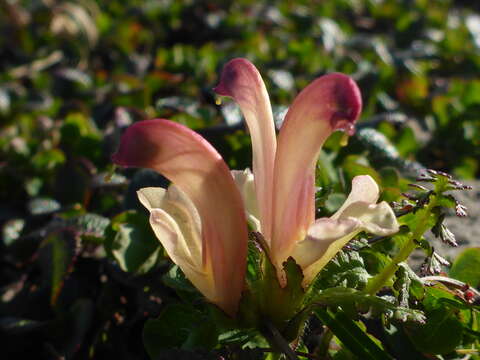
{"left": 364, "top": 197, "right": 437, "bottom": 295}
{"left": 314, "top": 328, "right": 333, "bottom": 359}
{"left": 262, "top": 320, "right": 299, "bottom": 360}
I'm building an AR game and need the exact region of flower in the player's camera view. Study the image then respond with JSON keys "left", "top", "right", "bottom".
{"left": 112, "top": 120, "right": 248, "bottom": 316}
{"left": 214, "top": 58, "right": 399, "bottom": 286}
{"left": 112, "top": 58, "right": 400, "bottom": 316}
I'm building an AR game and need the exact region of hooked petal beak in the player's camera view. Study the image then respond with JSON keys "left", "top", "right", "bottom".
{"left": 271, "top": 73, "right": 362, "bottom": 278}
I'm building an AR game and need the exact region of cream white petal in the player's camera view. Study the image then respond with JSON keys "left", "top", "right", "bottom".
{"left": 294, "top": 194, "right": 399, "bottom": 286}
{"left": 138, "top": 186, "right": 218, "bottom": 302}
{"left": 331, "top": 175, "right": 379, "bottom": 220}
{"left": 337, "top": 201, "right": 399, "bottom": 236}
{"left": 147, "top": 207, "right": 216, "bottom": 301}
{"left": 231, "top": 169, "right": 262, "bottom": 233}
{"left": 292, "top": 217, "right": 361, "bottom": 271}
{"left": 137, "top": 186, "right": 167, "bottom": 210}
{"left": 138, "top": 186, "right": 202, "bottom": 266}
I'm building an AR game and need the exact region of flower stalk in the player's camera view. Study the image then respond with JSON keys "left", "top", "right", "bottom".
{"left": 364, "top": 172, "right": 458, "bottom": 295}
{"left": 364, "top": 201, "right": 435, "bottom": 295}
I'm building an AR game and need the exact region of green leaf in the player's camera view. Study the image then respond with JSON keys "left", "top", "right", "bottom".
{"left": 39, "top": 229, "right": 79, "bottom": 306}
{"left": 393, "top": 265, "right": 410, "bottom": 308}
{"left": 435, "top": 194, "right": 456, "bottom": 208}
{"left": 60, "top": 113, "right": 102, "bottom": 161}
{"left": 342, "top": 155, "right": 381, "bottom": 184}
{"left": 25, "top": 177, "right": 43, "bottom": 197}
{"left": 0, "top": 317, "right": 46, "bottom": 334}
{"left": 315, "top": 309, "right": 392, "bottom": 360}
{"left": 104, "top": 210, "right": 162, "bottom": 274}
{"left": 400, "top": 263, "right": 425, "bottom": 300}
{"left": 282, "top": 257, "right": 305, "bottom": 307}
{"left": 2, "top": 218, "right": 25, "bottom": 246}
{"left": 316, "top": 150, "right": 339, "bottom": 189}
{"left": 31, "top": 149, "right": 66, "bottom": 171}
{"left": 453, "top": 157, "right": 478, "bottom": 179}
{"left": 182, "top": 320, "right": 218, "bottom": 350}
{"left": 56, "top": 68, "right": 92, "bottom": 88}
{"left": 360, "top": 249, "right": 392, "bottom": 276}
{"left": 395, "top": 127, "right": 418, "bottom": 157}
{"left": 62, "top": 299, "right": 94, "bottom": 358}
{"left": 404, "top": 308, "right": 463, "bottom": 354}
{"left": 312, "top": 251, "right": 371, "bottom": 292}
{"left": 245, "top": 238, "right": 263, "bottom": 285}
{"left": 218, "top": 328, "right": 265, "bottom": 347}
{"left": 253, "top": 256, "right": 305, "bottom": 335}
{"left": 27, "top": 197, "right": 61, "bottom": 215}
{"left": 400, "top": 207, "right": 438, "bottom": 237}
{"left": 382, "top": 324, "right": 433, "bottom": 360}
{"left": 449, "top": 248, "right": 480, "bottom": 287}
{"left": 325, "top": 193, "right": 347, "bottom": 213}
{"left": 354, "top": 128, "right": 425, "bottom": 178}
{"left": 67, "top": 213, "right": 110, "bottom": 241}
{"left": 310, "top": 287, "right": 425, "bottom": 323}
{"left": 379, "top": 167, "right": 400, "bottom": 188}
{"left": 143, "top": 303, "right": 216, "bottom": 358}
{"left": 61, "top": 112, "right": 100, "bottom": 139}
{"left": 162, "top": 265, "right": 202, "bottom": 303}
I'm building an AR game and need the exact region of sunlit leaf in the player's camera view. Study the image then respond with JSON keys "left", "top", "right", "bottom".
{"left": 449, "top": 248, "right": 480, "bottom": 287}
{"left": 104, "top": 210, "right": 162, "bottom": 274}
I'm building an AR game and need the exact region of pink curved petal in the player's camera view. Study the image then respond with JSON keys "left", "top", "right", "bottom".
{"left": 214, "top": 58, "right": 276, "bottom": 242}
{"left": 112, "top": 119, "right": 247, "bottom": 316}
{"left": 271, "top": 73, "right": 362, "bottom": 274}
{"left": 231, "top": 169, "right": 261, "bottom": 232}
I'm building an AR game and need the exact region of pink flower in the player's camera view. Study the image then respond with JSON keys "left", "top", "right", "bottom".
{"left": 215, "top": 59, "right": 399, "bottom": 286}
{"left": 112, "top": 120, "right": 248, "bottom": 316}
{"left": 112, "top": 58, "right": 399, "bottom": 316}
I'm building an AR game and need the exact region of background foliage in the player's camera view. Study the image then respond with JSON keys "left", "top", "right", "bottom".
{"left": 1, "top": 0, "right": 479, "bottom": 359}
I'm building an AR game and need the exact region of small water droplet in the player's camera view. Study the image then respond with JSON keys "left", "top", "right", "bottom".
{"left": 333, "top": 119, "right": 356, "bottom": 136}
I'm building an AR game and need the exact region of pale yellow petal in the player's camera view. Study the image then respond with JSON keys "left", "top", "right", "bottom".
{"left": 338, "top": 201, "right": 399, "bottom": 236}
{"left": 138, "top": 186, "right": 202, "bottom": 266}
{"left": 231, "top": 169, "right": 262, "bottom": 233}
{"left": 147, "top": 207, "right": 215, "bottom": 301}
{"left": 331, "top": 175, "right": 379, "bottom": 220}
{"left": 299, "top": 200, "right": 399, "bottom": 286}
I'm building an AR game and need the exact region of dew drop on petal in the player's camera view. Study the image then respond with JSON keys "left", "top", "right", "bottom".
{"left": 333, "top": 119, "right": 356, "bottom": 136}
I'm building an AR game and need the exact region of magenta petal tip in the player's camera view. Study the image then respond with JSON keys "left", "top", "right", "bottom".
{"left": 326, "top": 73, "right": 362, "bottom": 133}
{"left": 213, "top": 58, "right": 261, "bottom": 97}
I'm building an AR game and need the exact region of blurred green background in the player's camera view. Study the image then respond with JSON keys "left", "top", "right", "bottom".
{"left": 2, "top": 0, "right": 480, "bottom": 208}
{"left": 1, "top": 0, "right": 480, "bottom": 358}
